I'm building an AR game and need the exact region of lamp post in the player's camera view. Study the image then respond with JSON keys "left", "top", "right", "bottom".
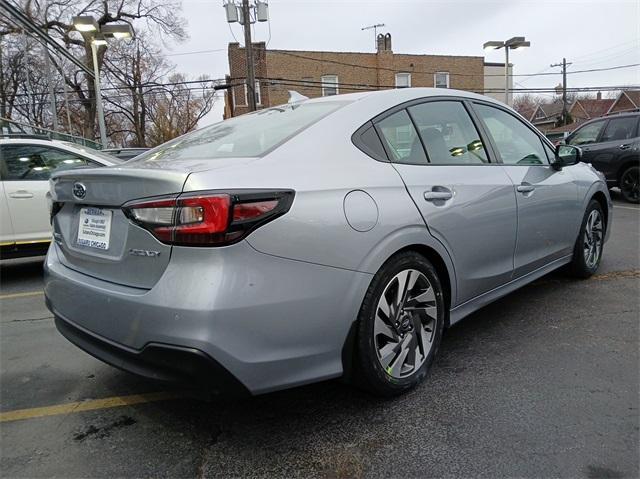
{"left": 483, "top": 36, "right": 530, "bottom": 105}
{"left": 72, "top": 16, "right": 134, "bottom": 147}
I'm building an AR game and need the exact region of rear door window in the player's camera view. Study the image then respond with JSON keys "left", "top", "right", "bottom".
{"left": 408, "top": 101, "right": 488, "bottom": 164}
{"left": 600, "top": 116, "right": 638, "bottom": 142}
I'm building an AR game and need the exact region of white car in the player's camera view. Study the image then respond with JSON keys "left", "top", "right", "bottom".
{"left": 0, "top": 137, "right": 120, "bottom": 259}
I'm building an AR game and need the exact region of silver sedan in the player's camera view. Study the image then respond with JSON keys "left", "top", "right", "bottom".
{"left": 44, "top": 88, "right": 611, "bottom": 397}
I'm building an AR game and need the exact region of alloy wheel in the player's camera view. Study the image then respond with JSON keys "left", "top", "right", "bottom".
{"left": 620, "top": 168, "right": 640, "bottom": 203}
{"left": 374, "top": 269, "right": 438, "bottom": 379}
{"left": 583, "top": 209, "right": 603, "bottom": 269}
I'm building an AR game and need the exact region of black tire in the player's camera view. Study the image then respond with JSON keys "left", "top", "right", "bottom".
{"left": 569, "top": 200, "right": 605, "bottom": 279}
{"left": 619, "top": 165, "right": 640, "bottom": 204}
{"left": 354, "top": 251, "right": 445, "bottom": 397}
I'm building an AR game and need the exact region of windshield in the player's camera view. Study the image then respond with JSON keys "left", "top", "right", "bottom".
{"left": 135, "top": 101, "right": 348, "bottom": 162}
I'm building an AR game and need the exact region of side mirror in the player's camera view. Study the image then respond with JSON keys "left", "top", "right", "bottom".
{"left": 552, "top": 144, "right": 582, "bottom": 170}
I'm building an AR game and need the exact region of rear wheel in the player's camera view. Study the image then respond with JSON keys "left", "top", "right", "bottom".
{"left": 355, "top": 252, "right": 444, "bottom": 396}
{"left": 620, "top": 166, "right": 640, "bottom": 203}
{"left": 569, "top": 200, "right": 605, "bottom": 278}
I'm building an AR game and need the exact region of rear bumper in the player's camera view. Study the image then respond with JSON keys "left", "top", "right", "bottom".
{"left": 44, "top": 240, "right": 372, "bottom": 395}
{"left": 52, "top": 312, "right": 249, "bottom": 396}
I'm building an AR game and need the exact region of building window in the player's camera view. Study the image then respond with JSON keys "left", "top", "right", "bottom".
{"left": 255, "top": 80, "right": 261, "bottom": 106}
{"left": 321, "top": 75, "right": 339, "bottom": 96}
{"left": 434, "top": 72, "right": 450, "bottom": 88}
{"left": 395, "top": 73, "right": 411, "bottom": 88}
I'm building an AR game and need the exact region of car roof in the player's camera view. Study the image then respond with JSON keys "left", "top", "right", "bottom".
{"left": 304, "top": 87, "right": 503, "bottom": 106}
{"left": 0, "top": 138, "right": 120, "bottom": 165}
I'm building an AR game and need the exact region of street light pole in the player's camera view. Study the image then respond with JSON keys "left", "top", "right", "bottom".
{"left": 72, "top": 16, "right": 133, "bottom": 147}
{"left": 90, "top": 40, "right": 107, "bottom": 146}
{"left": 483, "top": 36, "right": 530, "bottom": 107}
{"left": 504, "top": 46, "right": 509, "bottom": 105}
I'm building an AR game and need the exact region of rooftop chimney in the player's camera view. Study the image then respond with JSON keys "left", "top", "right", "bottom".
{"left": 596, "top": 91, "right": 602, "bottom": 100}
{"left": 377, "top": 33, "right": 392, "bottom": 53}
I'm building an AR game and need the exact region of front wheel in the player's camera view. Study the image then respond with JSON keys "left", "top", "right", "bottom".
{"left": 355, "top": 252, "right": 445, "bottom": 396}
{"left": 569, "top": 200, "right": 605, "bottom": 278}
{"left": 620, "top": 166, "right": 640, "bottom": 203}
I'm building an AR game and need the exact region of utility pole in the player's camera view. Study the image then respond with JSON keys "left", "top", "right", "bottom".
{"left": 224, "top": 1, "right": 268, "bottom": 113}
{"left": 241, "top": 0, "right": 257, "bottom": 111}
{"left": 551, "top": 58, "right": 572, "bottom": 126}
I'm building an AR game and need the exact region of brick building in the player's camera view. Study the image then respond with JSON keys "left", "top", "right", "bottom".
{"left": 224, "top": 34, "right": 487, "bottom": 118}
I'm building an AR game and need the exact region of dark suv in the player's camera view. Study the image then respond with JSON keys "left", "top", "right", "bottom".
{"left": 565, "top": 112, "right": 639, "bottom": 203}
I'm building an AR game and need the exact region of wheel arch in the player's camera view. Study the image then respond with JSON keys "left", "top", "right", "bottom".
{"left": 341, "top": 233, "right": 456, "bottom": 382}
{"left": 616, "top": 158, "right": 640, "bottom": 185}
{"left": 591, "top": 190, "right": 609, "bottom": 233}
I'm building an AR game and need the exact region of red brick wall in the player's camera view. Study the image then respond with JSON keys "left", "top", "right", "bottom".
{"left": 226, "top": 43, "right": 484, "bottom": 116}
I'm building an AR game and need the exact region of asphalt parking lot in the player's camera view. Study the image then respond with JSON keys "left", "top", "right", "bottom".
{"left": 1, "top": 192, "right": 638, "bottom": 479}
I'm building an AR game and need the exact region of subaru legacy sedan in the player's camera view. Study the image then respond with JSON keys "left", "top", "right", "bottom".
{"left": 45, "top": 89, "right": 611, "bottom": 397}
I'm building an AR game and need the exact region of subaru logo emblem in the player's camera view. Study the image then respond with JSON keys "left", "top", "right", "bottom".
{"left": 73, "top": 182, "right": 86, "bottom": 200}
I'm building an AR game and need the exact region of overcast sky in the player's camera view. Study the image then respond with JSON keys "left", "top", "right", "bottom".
{"left": 166, "top": 0, "right": 640, "bottom": 125}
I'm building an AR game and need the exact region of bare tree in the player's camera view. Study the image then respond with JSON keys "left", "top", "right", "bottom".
{"left": 146, "top": 74, "right": 216, "bottom": 146}
{"left": 1, "top": 0, "right": 187, "bottom": 142}
{"left": 102, "top": 33, "right": 172, "bottom": 146}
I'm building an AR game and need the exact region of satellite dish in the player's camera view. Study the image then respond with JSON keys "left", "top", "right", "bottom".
{"left": 288, "top": 91, "right": 309, "bottom": 103}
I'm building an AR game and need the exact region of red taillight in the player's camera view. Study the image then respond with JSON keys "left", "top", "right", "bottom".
{"left": 122, "top": 190, "right": 293, "bottom": 246}
{"left": 232, "top": 200, "right": 278, "bottom": 222}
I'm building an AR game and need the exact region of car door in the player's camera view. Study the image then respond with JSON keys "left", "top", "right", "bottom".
{"left": 590, "top": 116, "right": 640, "bottom": 182}
{"left": 0, "top": 180, "right": 15, "bottom": 248}
{"left": 565, "top": 119, "right": 607, "bottom": 166}
{"left": 472, "top": 102, "right": 581, "bottom": 278}
{"left": 1, "top": 144, "right": 97, "bottom": 243}
{"left": 375, "top": 99, "right": 518, "bottom": 305}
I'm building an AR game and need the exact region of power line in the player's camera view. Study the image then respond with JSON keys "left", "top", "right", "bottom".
{"left": 165, "top": 48, "right": 227, "bottom": 57}
{"left": 248, "top": 48, "right": 640, "bottom": 78}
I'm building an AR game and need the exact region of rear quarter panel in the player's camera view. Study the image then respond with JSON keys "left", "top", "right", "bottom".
{"left": 182, "top": 99, "right": 459, "bottom": 303}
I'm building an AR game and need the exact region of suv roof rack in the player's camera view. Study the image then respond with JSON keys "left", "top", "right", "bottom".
{"left": 604, "top": 108, "right": 639, "bottom": 117}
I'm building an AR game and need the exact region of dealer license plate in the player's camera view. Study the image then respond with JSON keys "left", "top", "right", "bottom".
{"left": 77, "top": 207, "right": 112, "bottom": 250}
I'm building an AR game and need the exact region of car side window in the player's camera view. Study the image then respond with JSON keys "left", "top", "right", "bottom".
{"left": 474, "top": 103, "right": 548, "bottom": 165}
{"left": 408, "top": 101, "right": 488, "bottom": 164}
{"left": 600, "top": 117, "right": 638, "bottom": 142}
{"left": 355, "top": 124, "right": 388, "bottom": 162}
{"left": 567, "top": 120, "right": 606, "bottom": 146}
{"left": 376, "top": 110, "right": 428, "bottom": 164}
{"left": 1, "top": 145, "right": 93, "bottom": 181}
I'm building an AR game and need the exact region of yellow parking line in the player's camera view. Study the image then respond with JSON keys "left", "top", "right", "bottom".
{"left": 0, "top": 291, "right": 44, "bottom": 300}
{"left": 0, "top": 391, "right": 181, "bottom": 423}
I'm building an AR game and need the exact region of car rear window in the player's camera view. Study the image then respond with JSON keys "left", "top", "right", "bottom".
{"left": 135, "top": 101, "right": 349, "bottom": 161}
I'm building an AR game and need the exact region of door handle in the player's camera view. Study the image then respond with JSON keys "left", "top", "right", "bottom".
{"left": 619, "top": 144, "right": 631, "bottom": 150}
{"left": 516, "top": 183, "right": 535, "bottom": 194}
{"left": 8, "top": 190, "right": 34, "bottom": 199}
{"left": 424, "top": 188, "right": 453, "bottom": 201}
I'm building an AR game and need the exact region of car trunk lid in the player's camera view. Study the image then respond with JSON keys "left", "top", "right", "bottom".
{"left": 50, "top": 167, "right": 190, "bottom": 289}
